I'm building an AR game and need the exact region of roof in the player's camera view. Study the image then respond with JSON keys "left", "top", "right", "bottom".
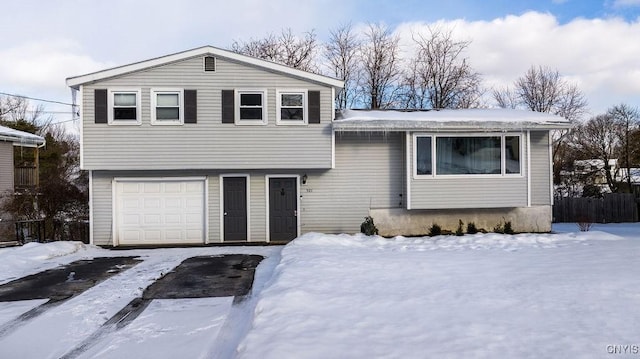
{"left": 0, "top": 125, "right": 45, "bottom": 147}
{"left": 333, "top": 109, "right": 573, "bottom": 132}
{"left": 66, "top": 46, "right": 344, "bottom": 90}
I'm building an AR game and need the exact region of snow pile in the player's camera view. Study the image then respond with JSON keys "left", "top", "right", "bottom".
{"left": 238, "top": 228, "right": 640, "bottom": 359}
{"left": 0, "top": 241, "right": 93, "bottom": 283}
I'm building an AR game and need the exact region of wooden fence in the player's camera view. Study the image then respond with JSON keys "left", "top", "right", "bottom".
{"left": 553, "top": 193, "right": 639, "bottom": 223}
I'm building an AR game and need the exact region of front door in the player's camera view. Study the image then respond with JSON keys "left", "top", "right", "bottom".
{"left": 223, "top": 177, "right": 247, "bottom": 241}
{"left": 269, "top": 177, "right": 298, "bottom": 242}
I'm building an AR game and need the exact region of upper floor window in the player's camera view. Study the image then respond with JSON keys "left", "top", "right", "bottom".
{"left": 151, "top": 89, "right": 183, "bottom": 125}
{"left": 108, "top": 89, "right": 141, "bottom": 125}
{"left": 414, "top": 134, "right": 522, "bottom": 177}
{"left": 236, "top": 90, "right": 267, "bottom": 125}
{"left": 277, "top": 90, "right": 307, "bottom": 125}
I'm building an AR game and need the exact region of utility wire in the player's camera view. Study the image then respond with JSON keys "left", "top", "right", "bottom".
{"left": 0, "top": 91, "right": 75, "bottom": 107}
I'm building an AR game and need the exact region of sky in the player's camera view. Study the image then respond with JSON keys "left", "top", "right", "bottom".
{"left": 1, "top": 0, "right": 639, "bottom": 127}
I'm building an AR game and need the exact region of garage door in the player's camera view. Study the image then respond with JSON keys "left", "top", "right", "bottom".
{"left": 114, "top": 178, "right": 206, "bottom": 245}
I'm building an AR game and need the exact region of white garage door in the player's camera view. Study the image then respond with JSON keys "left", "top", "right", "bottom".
{"left": 114, "top": 178, "right": 206, "bottom": 245}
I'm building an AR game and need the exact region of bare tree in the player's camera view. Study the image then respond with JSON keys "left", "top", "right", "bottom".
{"left": 231, "top": 28, "right": 318, "bottom": 72}
{"left": 492, "top": 86, "right": 518, "bottom": 109}
{"left": 607, "top": 103, "right": 640, "bottom": 190}
{"left": 403, "top": 27, "right": 483, "bottom": 109}
{"left": 324, "top": 23, "right": 361, "bottom": 110}
{"left": 359, "top": 23, "right": 401, "bottom": 109}
{"left": 509, "top": 65, "right": 587, "bottom": 121}
{"left": 574, "top": 114, "right": 622, "bottom": 193}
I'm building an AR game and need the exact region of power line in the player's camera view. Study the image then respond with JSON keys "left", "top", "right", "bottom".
{"left": 0, "top": 91, "right": 75, "bottom": 107}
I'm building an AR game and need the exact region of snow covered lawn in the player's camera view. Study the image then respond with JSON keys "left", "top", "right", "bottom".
{"left": 0, "top": 223, "right": 638, "bottom": 358}
{"left": 238, "top": 224, "right": 640, "bottom": 359}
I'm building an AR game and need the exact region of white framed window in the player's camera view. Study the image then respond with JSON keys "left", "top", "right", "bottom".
{"left": 276, "top": 89, "right": 307, "bottom": 125}
{"left": 414, "top": 133, "right": 523, "bottom": 178}
{"left": 235, "top": 89, "right": 267, "bottom": 125}
{"left": 151, "top": 89, "right": 184, "bottom": 125}
{"left": 108, "top": 89, "right": 141, "bottom": 125}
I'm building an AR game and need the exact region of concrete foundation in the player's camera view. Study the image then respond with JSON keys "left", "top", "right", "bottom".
{"left": 370, "top": 206, "right": 552, "bottom": 236}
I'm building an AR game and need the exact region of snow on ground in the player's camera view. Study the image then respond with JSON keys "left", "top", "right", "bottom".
{"left": 237, "top": 224, "right": 640, "bottom": 359}
{"left": 0, "top": 223, "right": 638, "bottom": 358}
{"left": 0, "top": 244, "right": 282, "bottom": 359}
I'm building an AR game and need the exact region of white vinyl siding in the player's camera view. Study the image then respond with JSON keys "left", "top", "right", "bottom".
{"left": 298, "top": 133, "right": 405, "bottom": 234}
{"left": 530, "top": 131, "right": 552, "bottom": 206}
{"left": 81, "top": 56, "right": 333, "bottom": 170}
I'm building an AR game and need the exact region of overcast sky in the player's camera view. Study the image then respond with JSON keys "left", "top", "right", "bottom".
{"left": 1, "top": 0, "right": 639, "bottom": 126}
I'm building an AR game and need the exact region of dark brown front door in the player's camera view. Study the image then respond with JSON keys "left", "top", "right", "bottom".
{"left": 223, "top": 177, "right": 247, "bottom": 241}
{"left": 269, "top": 177, "right": 297, "bottom": 242}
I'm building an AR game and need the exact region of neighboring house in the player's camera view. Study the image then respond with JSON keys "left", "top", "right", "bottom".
{"left": 66, "top": 46, "right": 570, "bottom": 246}
{"left": 0, "top": 125, "right": 45, "bottom": 240}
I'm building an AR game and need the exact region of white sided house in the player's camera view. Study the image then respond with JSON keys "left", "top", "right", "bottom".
{"left": 67, "top": 46, "right": 570, "bottom": 246}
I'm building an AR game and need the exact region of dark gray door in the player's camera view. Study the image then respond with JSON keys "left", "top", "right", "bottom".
{"left": 269, "top": 177, "right": 297, "bottom": 242}
{"left": 223, "top": 177, "right": 247, "bottom": 241}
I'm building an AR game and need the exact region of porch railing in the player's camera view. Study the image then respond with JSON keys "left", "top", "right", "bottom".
{"left": 14, "top": 166, "right": 38, "bottom": 189}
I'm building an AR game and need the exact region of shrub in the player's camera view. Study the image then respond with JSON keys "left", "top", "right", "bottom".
{"left": 360, "top": 216, "right": 378, "bottom": 236}
{"left": 503, "top": 221, "right": 514, "bottom": 235}
{"left": 455, "top": 220, "right": 464, "bottom": 236}
{"left": 494, "top": 220, "right": 515, "bottom": 235}
{"left": 576, "top": 216, "right": 593, "bottom": 232}
{"left": 428, "top": 223, "right": 442, "bottom": 237}
{"left": 466, "top": 222, "right": 478, "bottom": 234}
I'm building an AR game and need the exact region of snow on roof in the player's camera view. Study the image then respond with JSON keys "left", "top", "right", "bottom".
{"left": 0, "top": 125, "right": 45, "bottom": 147}
{"left": 333, "top": 109, "right": 572, "bottom": 131}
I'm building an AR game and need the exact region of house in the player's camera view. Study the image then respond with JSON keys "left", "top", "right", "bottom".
{"left": 0, "top": 125, "right": 45, "bottom": 241}
{"left": 66, "top": 46, "right": 570, "bottom": 246}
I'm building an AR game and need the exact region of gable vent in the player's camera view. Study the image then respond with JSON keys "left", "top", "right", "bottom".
{"left": 204, "top": 56, "right": 216, "bottom": 72}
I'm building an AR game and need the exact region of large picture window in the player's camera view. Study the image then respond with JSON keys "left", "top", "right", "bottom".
{"left": 415, "top": 134, "right": 522, "bottom": 177}
{"left": 108, "top": 89, "right": 141, "bottom": 125}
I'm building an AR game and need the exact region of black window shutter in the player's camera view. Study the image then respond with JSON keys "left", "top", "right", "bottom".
{"left": 94, "top": 89, "right": 107, "bottom": 123}
{"left": 184, "top": 90, "right": 197, "bottom": 123}
{"left": 308, "top": 90, "right": 321, "bottom": 124}
{"left": 222, "top": 90, "right": 234, "bottom": 123}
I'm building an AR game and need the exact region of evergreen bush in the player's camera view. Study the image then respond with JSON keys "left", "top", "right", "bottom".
{"left": 360, "top": 216, "right": 379, "bottom": 236}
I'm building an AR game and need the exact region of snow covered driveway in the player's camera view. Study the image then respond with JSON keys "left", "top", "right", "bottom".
{"left": 0, "top": 224, "right": 639, "bottom": 358}
{"left": 0, "top": 245, "right": 282, "bottom": 359}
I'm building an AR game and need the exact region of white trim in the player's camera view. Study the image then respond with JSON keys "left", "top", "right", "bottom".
{"left": 79, "top": 85, "right": 84, "bottom": 169}
{"left": 331, "top": 128, "right": 336, "bottom": 169}
{"left": 111, "top": 179, "right": 117, "bottom": 246}
{"left": 150, "top": 88, "right": 184, "bottom": 125}
{"left": 67, "top": 46, "right": 344, "bottom": 90}
{"left": 235, "top": 89, "right": 268, "bottom": 125}
{"left": 527, "top": 131, "right": 532, "bottom": 207}
{"left": 112, "top": 176, "right": 208, "bottom": 246}
{"left": 406, "top": 132, "right": 412, "bottom": 210}
{"left": 276, "top": 89, "right": 308, "bottom": 125}
{"left": 204, "top": 176, "right": 210, "bottom": 244}
{"left": 88, "top": 170, "right": 94, "bottom": 245}
{"left": 107, "top": 88, "right": 141, "bottom": 125}
{"left": 412, "top": 132, "right": 525, "bottom": 179}
{"left": 265, "top": 175, "right": 300, "bottom": 243}
{"left": 219, "top": 174, "right": 251, "bottom": 242}
{"left": 549, "top": 132, "right": 554, "bottom": 205}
